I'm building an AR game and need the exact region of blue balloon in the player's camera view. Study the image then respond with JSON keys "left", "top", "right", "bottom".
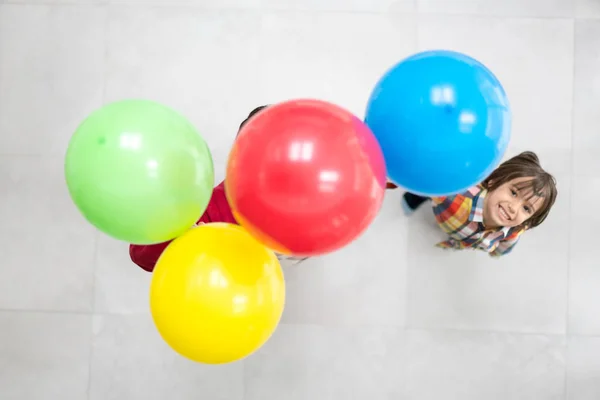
{"left": 365, "top": 50, "right": 511, "bottom": 196}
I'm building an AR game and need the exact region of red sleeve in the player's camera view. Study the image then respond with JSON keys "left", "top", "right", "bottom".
{"left": 201, "top": 181, "right": 237, "bottom": 224}
{"left": 129, "top": 241, "right": 172, "bottom": 272}
{"left": 129, "top": 180, "right": 237, "bottom": 272}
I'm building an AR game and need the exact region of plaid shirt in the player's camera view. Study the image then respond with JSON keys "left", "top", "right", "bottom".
{"left": 432, "top": 185, "right": 524, "bottom": 257}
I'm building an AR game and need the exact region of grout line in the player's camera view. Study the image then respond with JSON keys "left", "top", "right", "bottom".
{"left": 85, "top": 229, "right": 100, "bottom": 400}
{"left": 563, "top": 17, "right": 577, "bottom": 400}
{"left": 0, "top": 308, "right": 150, "bottom": 316}
{"left": 0, "top": 305, "right": 594, "bottom": 338}
{"left": 403, "top": 215, "right": 412, "bottom": 331}
{"left": 566, "top": 19, "right": 577, "bottom": 338}
{"left": 275, "top": 321, "right": 583, "bottom": 339}
{"left": 413, "top": 11, "right": 579, "bottom": 21}
{"left": 241, "top": 344, "right": 247, "bottom": 400}
{"left": 403, "top": 0, "right": 419, "bottom": 333}
{"left": 3, "top": 308, "right": 600, "bottom": 338}
{"left": 403, "top": 325, "right": 569, "bottom": 338}
{"left": 277, "top": 321, "right": 600, "bottom": 340}
{"left": 0, "top": 308, "right": 95, "bottom": 315}
{"left": 86, "top": 310, "right": 95, "bottom": 400}
{"left": 2, "top": 1, "right": 599, "bottom": 22}
{"left": 100, "top": 2, "right": 109, "bottom": 105}
{"left": 84, "top": 11, "right": 109, "bottom": 394}
{"left": 2, "top": 1, "right": 107, "bottom": 6}
{"left": 0, "top": 153, "right": 62, "bottom": 157}
{"left": 90, "top": 231, "right": 100, "bottom": 315}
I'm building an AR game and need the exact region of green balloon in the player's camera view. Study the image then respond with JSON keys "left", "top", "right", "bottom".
{"left": 65, "top": 99, "right": 214, "bottom": 244}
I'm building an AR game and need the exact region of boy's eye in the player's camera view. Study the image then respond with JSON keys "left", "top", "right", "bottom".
{"left": 523, "top": 205, "right": 531, "bottom": 213}
{"left": 511, "top": 189, "right": 517, "bottom": 197}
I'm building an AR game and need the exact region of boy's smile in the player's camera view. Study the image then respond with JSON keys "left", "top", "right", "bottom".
{"left": 483, "top": 177, "right": 543, "bottom": 229}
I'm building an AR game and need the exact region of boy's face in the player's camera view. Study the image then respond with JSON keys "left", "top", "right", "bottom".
{"left": 483, "top": 177, "right": 543, "bottom": 229}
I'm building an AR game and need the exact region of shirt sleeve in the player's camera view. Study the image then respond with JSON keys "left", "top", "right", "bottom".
{"left": 129, "top": 241, "right": 172, "bottom": 272}
{"left": 129, "top": 181, "right": 234, "bottom": 273}
{"left": 435, "top": 238, "right": 463, "bottom": 250}
{"left": 489, "top": 229, "right": 524, "bottom": 257}
{"left": 431, "top": 195, "right": 449, "bottom": 209}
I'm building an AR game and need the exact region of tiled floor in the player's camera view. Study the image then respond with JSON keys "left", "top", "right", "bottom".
{"left": 0, "top": 0, "right": 598, "bottom": 399}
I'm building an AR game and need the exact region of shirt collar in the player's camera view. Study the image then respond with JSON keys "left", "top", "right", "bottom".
{"left": 470, "top": 186, "right": 486, "bottom": 223}
{"left": 469, "top": 186, "right": 511, "bottom": 235}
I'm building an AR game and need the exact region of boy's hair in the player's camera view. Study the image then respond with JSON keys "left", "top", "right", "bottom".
{"left": 482, "top": 151, "right": 557, "bottom": 230}
{"left": 238, "top": 105, "right": 269, "bottom": 134}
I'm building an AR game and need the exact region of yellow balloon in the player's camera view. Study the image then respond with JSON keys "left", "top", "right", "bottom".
{"left": 150, "top": 223, "right": 285, "bottom": 364}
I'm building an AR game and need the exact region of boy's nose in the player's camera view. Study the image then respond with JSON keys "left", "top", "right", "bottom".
{"left": 507, "top": 203, "right": 516, "bottom": 215}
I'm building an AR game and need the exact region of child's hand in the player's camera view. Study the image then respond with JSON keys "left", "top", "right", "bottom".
{"left": 435, "top": 238, "right": 461, "bottom": 250}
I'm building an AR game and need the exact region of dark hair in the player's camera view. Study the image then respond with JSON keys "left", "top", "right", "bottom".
{"left": 482, "top": 151, "right": 557, "bottom": 230}
{"left": 237, "top": 105, "right": 269, "bottom": 134}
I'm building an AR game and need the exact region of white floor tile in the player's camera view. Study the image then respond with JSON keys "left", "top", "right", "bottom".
{"left": 418, "top": 0, "right": 574, "bottom": 17}
{"left": 258, "top": 11, "right": 417, "bottom": 118}
{"left": 320, "top": 193, "right": 408, "bottom": 327}
{"left": 0, "top": 4, "right": 105, "bottom": 155}
{"left": 418, "top": 15, "right": 574, "bottom": 170}
{"left": 280, "top": 193, "right": 409, "bottom": 327}
{"left": 5, "top": 0, "right": 106, "bottom": 4}
{"left": 567, "top": 336, "right": 600, "bottom": 400}
{"left": 406, "top": 177, "right": 570, "bottom": 334}
{"left": 108, "top": 0, "right": 260, "bottom": 8}
{"left": 89, "top": 314, "right": 244, "bottom": 400}
{"left": 279, "top": 257, "right": 326, "bottom": 325}
{"left": 0, "top": 312, "right": 91, "bottom": 400}
{"left": 0, "top": 0, "right": 584, "bottom": 397}
{"left": 504, "top": 146, "right": 570, "bottom": 177}
{"left": 262, "top": 0, "right": 415, "bottom": 13}
{"left": 573, "top": 20, "right": 600, "bottom": 176}
{"left": 94, "top": 234, "right": 153, "bottom": 314}
{"left": 0, "top": 156, "right": 95, "bottom": 311}
{"left": 243, "top": 324, "right": 317, "bottom": 400}
{"left": 244, "top": 324, "right": 406, "bottom": 400}
{"left": 568, "top": 178, "right": 600, "bottom": 335}
{"left": 404, "top": 329, "right": 566, "bottom": 400}
{"left": 577, "top": 0, "right": 600, "bottom": 18}
{"left": 105, "top": 6, "right": 262, "bottom": 182}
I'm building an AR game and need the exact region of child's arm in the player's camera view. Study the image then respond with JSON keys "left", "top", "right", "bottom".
{"left": 489, "top": 229, "right": 525, "bottom": 257}
{"left": 129, "top": 222, "right": 206, "bottom": 272}
{"left": 129, "top": 181, "right": 235, "bottom": 272}
{"left": 129, "top": 240, "right": 172, "bottom": 272}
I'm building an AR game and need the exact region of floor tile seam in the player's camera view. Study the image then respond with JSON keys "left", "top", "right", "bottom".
{"left": 3, "top": 311, "right": 598, "bottom": 340}
{"left": 563, "top": 18, "right": 577, "bottom": 400}
{"left": 2, "top": 2, "right": 593, "bottom": 22}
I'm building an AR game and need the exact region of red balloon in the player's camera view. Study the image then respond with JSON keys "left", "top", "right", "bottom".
{"left": 226, "top": 99, "right": 386, "bottom": 256}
